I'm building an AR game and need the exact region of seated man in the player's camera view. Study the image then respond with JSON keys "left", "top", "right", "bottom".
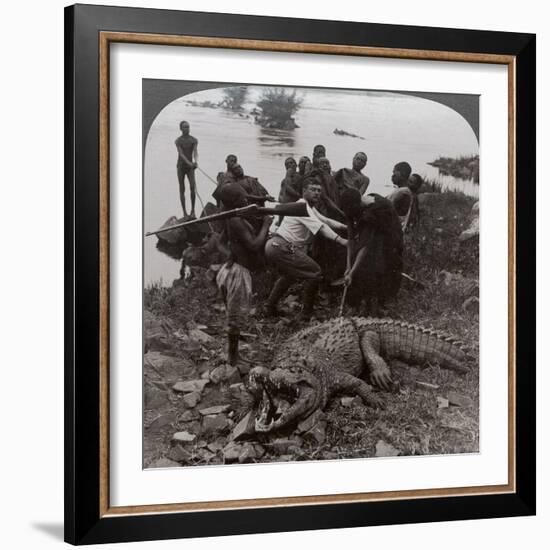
{"left": 341, "top": 188, "right": 403, "bottom": 317}
{"left": 215, "top": 183, "right": 273, "bottom": 367}
{"left": 264, "top": 179, "right": 347, "bottom": 321}
{"left": 213, "top": 154, "right": 238, "bottom": 206}
{"left": 228, "top": 163, "right": 273, "bottom": 206}
{"left": 334, "top": 152, "right": 371, "bottom": 196}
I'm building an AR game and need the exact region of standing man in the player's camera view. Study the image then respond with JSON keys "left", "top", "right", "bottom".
{"left": 175, "top": 121, "right": 199, "bottom": 218}
{"left": 341, "top": 188, "right": 403, "bottom": 318}
{"left": 278, "top": 157, "right": 301, "bottom": 204}
{"left": 215, "top": 184, "right": 272, "bottom": 367}
{"left": 334, "top": 152, "right": 371, "bottom": 196}
{"left": 387, "top": 161, "right": 418, "bottom": 230}
{"left": 312, "top": 144, "right": 326, "bottom": 169}
{"left": 264, "top": 179, "right": 347, "bottom": 320}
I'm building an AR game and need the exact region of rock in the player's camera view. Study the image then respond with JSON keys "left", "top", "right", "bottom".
{"left": 202, "top": 414, "right": 230, "bottom": 434}
{"left": 321, "top": 451, "right": 339, "bottom": 460}
{"left": 145, "top": 387, "right": 169, "bottom": 409}
{"left": 223, "top": 442, "right": 242, "bottom": 463}
{"left": 209, "top": 364, "right": 240, "bottom": 384}
{"left": 189, "top": 328, "right": 213, "bottom": 344}
{"left": 180, "top": 410, "right": 199, "bottom": 422}
{"left": 375, "top": 440, "right": 400, "bottom": 457}
{"left": 296, "top": 410, "right": 326, "bottom": 434}
{"left": 231, "top": 411, "right": 255, "bottom": 441}
{"left": 238, "top": 442, "right": 258, "bottom": 463}
{"left": 303, "top": 422, "right": 327, "bottom": 445}
{"left": 182, "top": 391, "right": 202, "bottom": 408}
{"left": 435, "top": 228, "right": 443, "bottom": 234}
{"left": 471, "top": 201, "right": 479, "bottom": 215}
{"left": 172, "top": 431, "right": 196, "bottom": 443}
{"left": 144, "top": 312, "right": 175, "bottom": 351}
{"left": 253, "top": 444, "right": 266, "bottom": 459}
{"left": 437, "top": 397, "right": 449, "bottom": 409}
{"left": 198, "top": 404, "right": 230, "bottom": 416}
{"left": 197, "top": 449, "right": 216, "bottom": 462}
{"left": 147, "top": 412, "right": 177, "bottom": 432}
{"left": 462, "top": 296, "right": 479, "bottom": 313}
{"left": 172, "top": 379, "right": 209, "bottom": 394}
{"left": 144, "top": 352, "right": 194, "bottom": 382}
{"left": 207, "top": 440, "right": 225, "bottom": 454}
{"left": 149, "top": 458, "right": 181, "bottom": 469}
{"left": 341, "top": 397, "right": 354, "bottom": 407}
{"left": 274, "top": 454, "right": 294, "bottom": 462}
{"left": 167, "top": 446, "right": 194, "bottom": 463}
{"left": 459, "top": 216, "right": 479, "bottom": 241}
{"left": 270, "top": 438, "right": 294, "bottom": 455}
{"left": 448, "top": 391, "right": 474, "bottom": 408}
{"left": 352, "top": 396, "right": 363, "bottom": 407}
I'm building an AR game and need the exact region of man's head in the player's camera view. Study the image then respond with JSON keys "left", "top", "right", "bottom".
{"left": 340, "top": 188, "right": 363, "bottom": 220}
{"left": 408, "top": 173, "right": 423, "bottom": 193}
{"left": 391, "top": 161, "right": 412, "bottom": 187}
{"left": 352, "top": 152, "right": 368, "bottom": 172}
{"left": 298, "top": 156, "right": 312, "bottom": 175}
{"left": 302, "top": 178, "right": 322, "bottom": 206}
{"left": 230, "top": 163, "right": 244, "bottom": 179}
{"left": 318, "top": 157, "right": 331, "bottom": 175}
{"left": 179, "top": 120, "right": 190, "bottom": 135}
{"left": 218, "top": 182, "right": 248, "bottom": 208}
{"left": 225, "top": 154, "right": 238, "bottom": 169}
{"left": 285, "top": 157, "right": 297, "bottom": 173}
{"left": 313, "top": 144, "right": 326, "bottom": 159}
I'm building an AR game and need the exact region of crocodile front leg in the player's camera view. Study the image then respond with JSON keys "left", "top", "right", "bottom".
{"left": 333, "top": 372, "right": 385, "bottom": 409}
{"left": 359, "top": 330, "right": 393, "bottom": 391}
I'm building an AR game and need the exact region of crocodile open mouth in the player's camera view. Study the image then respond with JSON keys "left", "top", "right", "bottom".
{"left": 249, "top": 367, "right": 318, "bottom": 432}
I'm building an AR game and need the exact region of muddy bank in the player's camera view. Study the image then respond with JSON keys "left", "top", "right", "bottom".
{"left": 144, "top": 192, "right": 480, "bottom": 469}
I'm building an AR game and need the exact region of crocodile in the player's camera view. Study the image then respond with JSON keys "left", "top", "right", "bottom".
{"left": 248, "top": 317, "right": 472, "bottom": 433}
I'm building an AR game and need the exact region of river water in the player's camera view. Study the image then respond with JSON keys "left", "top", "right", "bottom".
{"left": 144, "top": 86, "right": 479, "bottom": 286}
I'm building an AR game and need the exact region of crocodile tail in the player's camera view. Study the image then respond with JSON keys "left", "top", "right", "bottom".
{"left": 419, "top": 330, "right": 470, "bottom": 373}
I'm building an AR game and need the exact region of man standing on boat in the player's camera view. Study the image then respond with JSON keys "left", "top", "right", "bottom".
{"left": 175, "top": 120, "right": 199, "bottom": 218}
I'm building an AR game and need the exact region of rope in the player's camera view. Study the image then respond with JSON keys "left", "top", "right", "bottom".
{"left": 197, "top": 165, "right": 220, "bottom": 187}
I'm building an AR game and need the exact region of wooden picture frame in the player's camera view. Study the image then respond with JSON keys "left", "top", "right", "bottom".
{"left": 65, "top": 3, "right": 536, "bottom": 545}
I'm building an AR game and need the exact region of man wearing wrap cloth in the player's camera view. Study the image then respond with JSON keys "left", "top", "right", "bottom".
{"left": 341, "top": 188, "right": 403, "bottom": 316}
{"left": 216, "top": 183, "right": 272, "bottom": 367}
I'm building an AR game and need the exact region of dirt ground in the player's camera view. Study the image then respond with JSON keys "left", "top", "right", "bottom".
{"left": 143, "top": 191, "right": 479, "bottom": 468}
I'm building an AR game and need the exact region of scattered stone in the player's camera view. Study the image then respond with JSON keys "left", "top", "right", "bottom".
{"left": 168, "top": 446, "right": 194, "bottom": 463}
{"left": 321, "top": 451, "right": 339, "bottom": 460}
{"left": 236, "top": 361, "right": 252, "bottom": 377}
{"left": 459, "top": 215, "right": 479, "bottom": 242}
{"left": 270, "top": 439, "right": 294, "bottom": 455}
{"left": 437, "top": 397, "right": 450, "bottom": 409}
{"left": 180, "top": 410, "right": 199, "bottom": 423}
{"left": 147, "top": 412, "right": 177, "bottom": 432}
{"left": 207, "top": 440, "right": 225, "bottom": 454}
{"left": 202, "top": 414, "right": 230, "bottom": 434}
{"left": 231, "top": 411, "right": 255, "bottom": 441}
{"left": 172, "top": 379, "right": 209, "bottom": 394}
{"left": 341, "top": 397, "right": 354, "bottom": 407}
{"left": 198, "top": 404, "right": 230, "bottom": 416}
{"left": 435, "top": 228, "right": 443, "bottom": 234}
{"left": 210, "top": 364, "right": 240, "bottom": 384}
{"left": 253, "top": 444, "right": 266, "bottom": 459}
{"left": 149, "top": 458, "right": 181, "bottom": 469}
{"left": 448, "top": 391, "right": 474, "bottom": 408}
{"left": 238, "top": 442, "right": 258, "bottom": 463}
{"left": 296, "top": 410, "right": 326, "bottom": 434}
{"left": 172, "top": 431, "right": 196, "bottom": 443}
{"left": 274, "top": 454, "right": 294, "bottom": 462}
{"left": 375, "top": 440, "right": 401, "bottom": 457}
{"left": 197, "top": 449, "right": 216, "bottom": 462}
{"left": 145, "top": 387, "right": 169, "bottom": 409}
{"left": 223, "top": 442, "right": 243, "bottom": 463}
{"left": 182, "top": 391, "right": 202, "bottom": 409}
{"left": 189, "top": 328, "right": 213, "bottom": 344}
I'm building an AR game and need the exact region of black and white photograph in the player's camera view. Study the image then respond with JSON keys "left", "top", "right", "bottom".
{"left": 143, "top": 81, "right": 480, "bottom": 468}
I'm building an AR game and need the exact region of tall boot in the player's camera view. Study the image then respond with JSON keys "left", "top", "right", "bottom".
{"left": 227, "top": 331, "right": 240, "bottom": 366}
{"left": 300, "top": 280, "right": 318, "bottom": 321}
{"left": 265, "top": 276, "right": 292, "bottom": 317}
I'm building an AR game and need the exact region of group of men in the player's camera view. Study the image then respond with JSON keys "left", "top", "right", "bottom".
{"left": 174, "top": 121, "right": 423, "bottom": 367}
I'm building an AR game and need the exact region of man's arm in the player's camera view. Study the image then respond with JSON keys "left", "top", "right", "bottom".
{"left": 192, "top": 140, "right": 199, "bottom": 166}
{"left": 359, "top": 176, "right": 370, "bottom": 195}
{"left": 318, "top": 224, "right": 347, "bottom": 246}
{"left": 314, "top": 209, "right": 347, "bottom": 232}
{"left": 176, "top": 142, "right": 195, "bottom": 168}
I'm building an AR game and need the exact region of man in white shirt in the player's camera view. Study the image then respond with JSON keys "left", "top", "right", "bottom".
{"left": 264, "top": 179, "right": 348, "bottom": 320}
